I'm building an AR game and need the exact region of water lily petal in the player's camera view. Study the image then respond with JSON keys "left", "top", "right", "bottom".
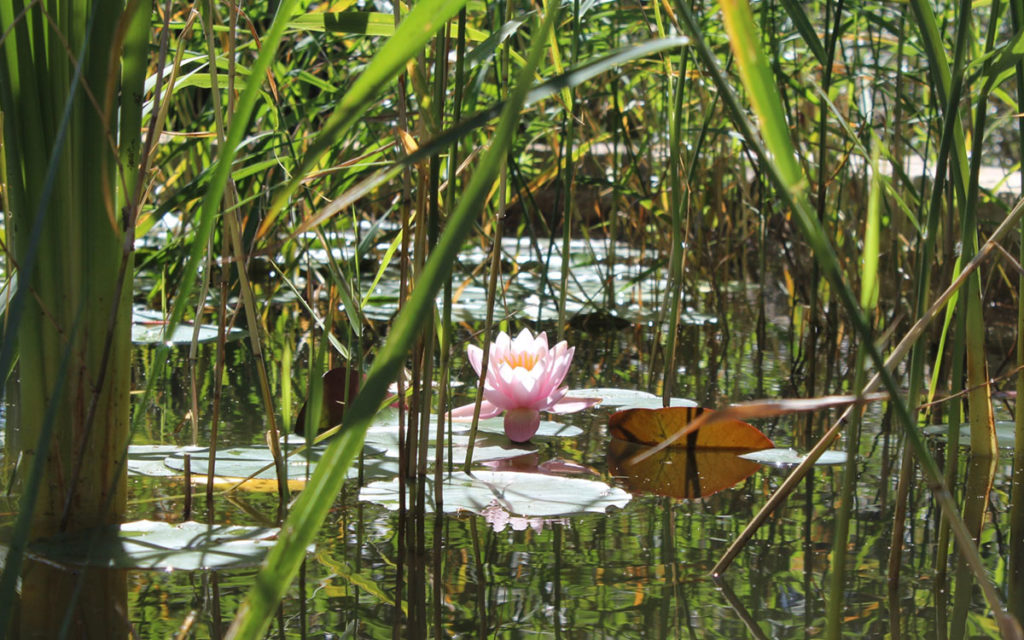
{"left": 545, "top": 344, "right": 574, "bottom": 387}
{"left": 504, "top": 408, "right": 541, "bottom": 443}
{"left": 450, "top": 400, "right": 503, "bottom": 420}
{"left": 467, "top": 344, "right": 484, "bottom": 376}
{"left": 547, "top": 395, "right": 601, "bottom": 414}
{"left": 512, "top": 328, "right": 544, "bottom": 352}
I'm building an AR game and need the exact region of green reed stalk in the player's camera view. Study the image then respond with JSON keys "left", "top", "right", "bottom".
{"left": 437, "top": 6, "right": 466, "bottom": 502}
{"left": 955, "top": 0, "right": 998, "bottom": 460}
{"left": 662, "top": 46, "right": 687, "bottom": 406}
{"left": 0, "top": 0, "right": 147, "bottom": 634}
{"left": 893, "top": 0, "right": 979, "bottom": 619}
{"left": 556, "top": 0, "right": 581, "bottom": 341}
{"left": 947, "top": 7, "right": 1006, "bottom": 634}
{"left": 226, "top": 6, "right": 558, "bottom": 638}
{"left": 930, "top": 0, "right": 1007, "bottom": 627}
{"left": 1012, "top": 0, "right": 1024, "bottom": 614}
{"left": 826, "top": 145, "right": 879, "bottom": 640}
{"left": 704, "top": 0, "right": 1020, "bottom": 633}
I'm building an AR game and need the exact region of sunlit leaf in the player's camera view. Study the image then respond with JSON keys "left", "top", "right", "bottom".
{"left": 608, "top": 406, "right": 774, "bottom": 449}
{"left": 27, "top": 520, "right": 308, "bottom": 571}
{"left": 608, "top": 440, "right": 762, "bottom": 500}
{"left": 360, "top": 470, "right": 631, "bottom": 516}
{"left": 738, "top": 447, "right": 848, "bottom": 466}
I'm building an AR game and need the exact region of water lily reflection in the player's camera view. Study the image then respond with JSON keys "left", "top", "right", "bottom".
{"left": 452, "top": 328, "right": 600, "bottom": 443}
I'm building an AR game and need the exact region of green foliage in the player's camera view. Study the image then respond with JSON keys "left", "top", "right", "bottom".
{"left": 6, "top": 0, "right": 1024, "bottom": 634}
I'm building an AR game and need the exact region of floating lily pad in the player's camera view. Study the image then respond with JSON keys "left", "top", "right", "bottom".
{"left": 28, "top": 520, "right": 304, "bottom": 571}
{"left": 738, "top": 448, "right": 848, "bottom": 466}
{"left": 163, "top": 442, "right": 382, "bottom": 480}
{"left": 127, "top": 444, "right": 207, "bottom": 477}
{"left": 450, "top": 417, "right": 582, "bottom": 438}
{"left": 922, "top": 422, "right": 1016, "bottom": 449}
{"left": 609, "top": 406, "right": 774, "bottom": 449}
{"left": 614, "top": 396, "right": 699, "bottom": 410}
{"left": 564, "top": 388, "right": 657, "bottom": 407}
{"left": 131, "top": 308, "right": 244, "bottom": 344}
{"left": 360, "top": 470, "right": 631, "bottom": 516}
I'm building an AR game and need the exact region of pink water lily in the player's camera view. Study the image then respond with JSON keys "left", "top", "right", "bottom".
{"left": 451, "top": 328, "right": 600, "bottom": 443}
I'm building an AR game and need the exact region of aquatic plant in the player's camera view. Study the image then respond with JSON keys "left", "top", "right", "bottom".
{"left": 453, "top": 328, "right": 599, "bottom": 442}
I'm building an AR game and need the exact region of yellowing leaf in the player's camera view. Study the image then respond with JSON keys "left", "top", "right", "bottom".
{"left": 607, "top": 406, "right": 773, "bottom": 450}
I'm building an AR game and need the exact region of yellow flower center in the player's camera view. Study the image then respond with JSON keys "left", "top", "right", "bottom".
{"left": 502, "top": 351, "right": 540, "bottom": 370}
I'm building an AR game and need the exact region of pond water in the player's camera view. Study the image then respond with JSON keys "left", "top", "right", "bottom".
{"left": 116, "top": 235, "right": 1015, "bottom": 639}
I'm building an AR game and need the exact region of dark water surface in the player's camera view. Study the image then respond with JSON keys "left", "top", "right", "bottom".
{"left": 120, "top": 239, "right": 1014, "bottom": 639}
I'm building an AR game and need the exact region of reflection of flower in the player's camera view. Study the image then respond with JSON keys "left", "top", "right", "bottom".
{"left": 452, "top": 328, "right": 600, "bottom": 443}
{"left": 480, "top": 502, "right": 568, "bottom": 533}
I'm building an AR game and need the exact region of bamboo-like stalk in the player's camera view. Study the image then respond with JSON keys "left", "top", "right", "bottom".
{"left": 0, "top": 0, "right": 147, "bottom": 635}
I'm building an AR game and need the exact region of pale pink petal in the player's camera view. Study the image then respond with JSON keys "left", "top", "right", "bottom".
{"left": 512, "top": 327, "right": 538, "bottom": 349}
{"left": 466, "top": 344, "right": 484, "bottom": 376}
{"left": 547, "top": 396, "right": 601, "bottom": 414}
{"left": 450, "top": 400, "right": 504, "bottom": 420}
{"left": 545, "top": 345, "right": 574, "bottom": 387}
{"left": 513, "top": 366, "right": 556, "bottom": 408}
{"left": 504, "top": 407, "right": 541, "bottom": 443}
{"left": 492, "top": 331, "right": 512, "bottom": 356}
{"left": 481, "top": 385, "right": 516, "bottom": 409}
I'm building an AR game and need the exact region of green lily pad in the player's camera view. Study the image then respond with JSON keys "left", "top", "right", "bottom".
{"left": 564, "top": 388, "right": 658, "bottom": 407}
{"left": 162, "top": 443, "right": 383, "bottom": 481}
{"left": 28, "top": 520, "right": 304, "bottom": 570}
{"left": 613, "top": 396, "right": 698, "bottom": 410}
{"left": 450, "top": 417, "right": 582, "bottom": 438}
{"left": 127, "top": 444, "right": 207, "bottom": 477}
{"left": 922, "top": 422, "right": 1017, "bottom": 449}
{"left": 738, "top": 448, "right": 848, "bottom": 466}
{"left": 131, "top": 308, "right": 245, "bottom": 344}
{"left": 360, "top": 470, "right": 632, "bottom": 516}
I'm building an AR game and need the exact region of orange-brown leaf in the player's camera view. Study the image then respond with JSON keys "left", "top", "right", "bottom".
{"left": 608, "top": 406, "right": 773, "bottom": 450}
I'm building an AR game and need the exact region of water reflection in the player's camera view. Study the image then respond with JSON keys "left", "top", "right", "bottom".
{"left": 108, "top": 244, "right": 1019, "bottom": 638}
{"left": 607, "top": 439, "right": 763, "bottom": 500}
